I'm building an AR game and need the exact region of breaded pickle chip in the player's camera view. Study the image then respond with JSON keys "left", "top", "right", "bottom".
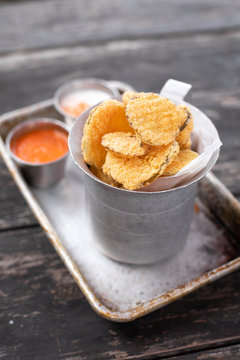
{"left": 122, "top": 91, "right": 138, "bottom": 105}
{"left": 81, "top": 99, "right": 132, "bottom": 168}
{"left": 176, "top": 110, "right": 193, "bottom": 149}
{"left": 123, "top": 91, "right": 162, "bottom": 105}
{"left": 90, "top": 165, "right": 119, "bottom": 187}
{"left": 101, "top": 132, "right": 149, "bottom": 158}
{"left": 163, "top": 149, "right": 198, "bottom": 176}
{"left": 103, "top": 141, "right": 179, "bottom": 190}
{"left": 126, "top": 96, "right": 188, "bottom": 146}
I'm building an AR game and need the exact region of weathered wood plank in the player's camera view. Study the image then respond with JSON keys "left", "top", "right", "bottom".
{"left": 0, "top": 32, "right": 240, "bottom": 198}
{"left": 1, "top": 32, "right": 240, "bottom": 109}
{"left": 169, "top": 344, "right": 240, "bottom": 359}
{"left": 1, "top": 0, "right": 240, "bottom": 54}
{"left": 0, "top": 157, "right": 37, "bottom": 230}
{"left": 0, "top": 227, "right": 240, "bottom": 359}
{"left": 169, "top": 344, "right": 240, "bottom": 360}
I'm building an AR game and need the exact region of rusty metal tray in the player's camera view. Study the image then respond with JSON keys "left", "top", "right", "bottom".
{"left": 1, "top": 99, "right": 240, "bottom": 322}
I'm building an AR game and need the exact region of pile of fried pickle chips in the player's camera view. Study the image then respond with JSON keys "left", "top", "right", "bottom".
{"left": 81, "top": 91, "right": 198, "bottom": 191}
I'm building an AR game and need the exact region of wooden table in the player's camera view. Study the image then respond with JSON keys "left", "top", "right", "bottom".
{"left": 1, "top": 1, "right": 240, "bottom": 358}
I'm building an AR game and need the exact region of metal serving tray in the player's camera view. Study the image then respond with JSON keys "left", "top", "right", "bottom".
{"left": 1, "top": 100, "right": 240, "bottom": 322}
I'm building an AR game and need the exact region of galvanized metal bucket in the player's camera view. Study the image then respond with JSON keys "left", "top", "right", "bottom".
{"left": 69, "top": 80, "right": 218, "bottom": 264}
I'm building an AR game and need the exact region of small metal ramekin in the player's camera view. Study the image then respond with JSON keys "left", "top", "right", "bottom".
{"left": 6, "top": 118, "right": 69, "bottom": 189}
{"left": 54, "top": 78, "right": 120, "bottom": 124}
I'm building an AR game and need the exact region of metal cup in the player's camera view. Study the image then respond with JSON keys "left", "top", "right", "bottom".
{"left": 69, "top": 80, "right": 219, "bottom": 264}
{"left": 6, "top": 118, "right": 69, "bottom": 189}
{"left": 69, "top": 109, "right": 200, "bottom": 265}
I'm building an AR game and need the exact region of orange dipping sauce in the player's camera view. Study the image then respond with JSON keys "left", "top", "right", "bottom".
{"left": 11, "top": 127, "right": 68, "bottom": 164}
{"left": 61, "top": 102, "right": 90, "bottom": 117}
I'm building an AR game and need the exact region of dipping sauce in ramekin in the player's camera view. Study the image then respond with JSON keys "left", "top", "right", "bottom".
{"left": 6, "top": 118, "right": 69, "bottom": 188}
{"left": 11, "top": 126, "right": 68, "bottom": 164}
{"left": 54, "top": 78, "right": 120, "bottom": 121}
{"left": 61, "top": 101, "right": 90, "bottom": 118}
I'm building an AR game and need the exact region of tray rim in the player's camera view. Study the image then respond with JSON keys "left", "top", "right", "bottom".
{"left": 1, "top": 99, "right": 240, "bottom": 322}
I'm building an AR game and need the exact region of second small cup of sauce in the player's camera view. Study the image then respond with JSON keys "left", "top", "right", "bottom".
{"left": 6, "top": 118, "right": 69, "bottom": 189}
{"left": 54, "top": 78, "right": 120, "bottom": 124}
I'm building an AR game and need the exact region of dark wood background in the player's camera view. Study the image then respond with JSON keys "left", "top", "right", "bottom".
{"left": 0, "top": 1, "right": 240, "bottom": 359}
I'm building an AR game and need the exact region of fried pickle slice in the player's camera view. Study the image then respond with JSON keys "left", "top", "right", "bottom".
{"left": 176, "top": 109, "right": 193, "bottom": 149}
{"left": 122, "top": 91, "right": 138, "bottom": 105}
{"left": 122, "top": 91, "right": 161, "bottom": 105}
{"left": 163, "top": 149, "right": 198, "bottom": 176}
{"left": 89, "top": 165, "right": 119, "bottom": 187}
{"left": 103, "top": 141, "right": 179, "bottom": 190}
{"left": 101, "top": 132, "right": 149, "bottom": 158}
{"left": 126, "top": 95, "right": 188, "bottom": 146}
{"left": 81, "top": 99, "right": 133, "bottom": 169}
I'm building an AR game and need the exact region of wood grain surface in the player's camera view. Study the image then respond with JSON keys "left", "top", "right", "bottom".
{"left": 0, "top": 227, "right": 240, "bottom": 360}
{"left": 169, "top": 344, "right": 240, "bottom": 360}
{"left": 1, "top": 0, "right": 240, "bottom": 359}
{"left": 0, "top": 158, "right": 37, "bottom": 230}
{"left": 1, "top": 0, "right": 240, "bottom": 54}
